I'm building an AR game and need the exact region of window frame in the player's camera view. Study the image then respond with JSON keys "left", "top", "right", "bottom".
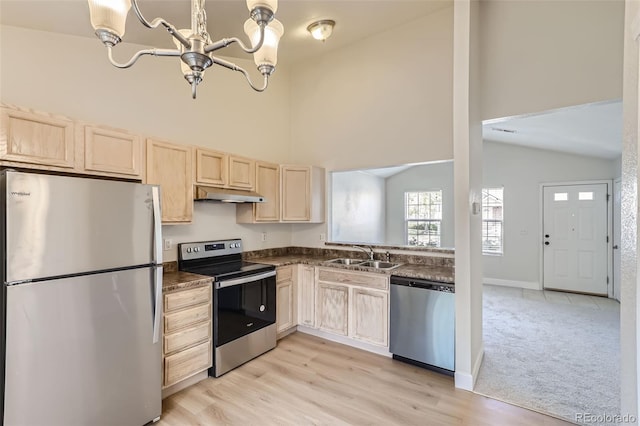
{"left": 482, "top": 187, "right": 504, "bottom": 256}
{"left": 404, "top": 190, "right": 443, "bottom": 248}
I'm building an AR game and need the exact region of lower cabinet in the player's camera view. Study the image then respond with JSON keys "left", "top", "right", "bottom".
{"left": 315, "top": 267, "right": 389, "bottom": 347}
{"left": 162, "top": 284, "right": 212, "bottom": 388}
{"left": 276, "top": 265, "right": 296, "bottom": 336}
{"left": 297, "top": 265, "right": 316, "bottom": 328}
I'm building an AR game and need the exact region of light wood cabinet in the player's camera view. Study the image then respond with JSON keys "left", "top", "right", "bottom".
{"left": 276, "top": 265, "right": 296, "bottom": 336}
{"left": 316, "top": 281, "right": 349, "bottom": 336}
{"left": 146, "top": 139, "right": 193, "bottom": 224}
{"left": 228, "top": 155, "right": 255, "bottom": 190}
{"left": 83, "top": 125, "right": 142, "bottom": 178}
{"left": 315, "top": 267, "right": 389, "bottom": 347}
{"left": 236, "top": 161, "right": 280, "bottom": 223}
{"left": 297, "top": 265, "right": 316, "bottom": 328}
{"left": 163, "top": 284, "right": 213, "bottom": 389}
{"left": 352, "top": 288, "right": 388, "bottom": 346}
{"left": 0, "top": 106, "right": 76, "bottom": 169}
{"left": 281, "top": 165, "right": 325, "bottom": 223}
{"left": 195, "top": 148, "right": 227, "bottom": 187}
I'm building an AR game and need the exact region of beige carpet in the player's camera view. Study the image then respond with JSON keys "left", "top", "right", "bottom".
{"left": 474, "top": 285, "right": 620, "bottom": 425}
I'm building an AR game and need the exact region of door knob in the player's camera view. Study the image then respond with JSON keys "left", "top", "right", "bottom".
{"left": 613, "top": 245, "right": 619, "bottom": 249}
{"left": 544, "top": 242, "right": 550, "bottom": 246}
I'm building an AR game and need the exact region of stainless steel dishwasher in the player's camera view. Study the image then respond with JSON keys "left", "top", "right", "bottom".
{"left": 389, "top": 276, "right": 455, "bottom": 375}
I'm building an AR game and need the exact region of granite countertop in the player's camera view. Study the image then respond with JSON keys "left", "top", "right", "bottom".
{"left": 252, "top": 255, "right": 454, "bottom": 284}
{"left": 163, "top": 271, "right": 213, "bottom": 293}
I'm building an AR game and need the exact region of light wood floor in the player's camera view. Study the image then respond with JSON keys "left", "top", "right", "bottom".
{"left": 158, "top": 332, "right": 571, "bottom": 426}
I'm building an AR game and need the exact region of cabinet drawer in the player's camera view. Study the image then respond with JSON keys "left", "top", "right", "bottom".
{"left": 164, "top": 321, "right": 211, "bottom": 355}
{"left": 276, "top": 265, "right": 293, "bottom": 283}
{"left": 164, "top": 286, "right": 210, "bottom": 313}
{"left": 163, "top": 341, "right": 211, "bottom": 387}
{"left": 164, "top": 303, "right": 210, "bottom": 334}
{"left": 318, "top": 268, "right": 388, "bottom": 290}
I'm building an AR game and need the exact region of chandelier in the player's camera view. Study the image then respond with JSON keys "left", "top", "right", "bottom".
{"left": 87, "top": 0, "right": 284, "bottom": 99}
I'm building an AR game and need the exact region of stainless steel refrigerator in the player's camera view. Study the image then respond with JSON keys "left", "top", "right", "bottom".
{"left": 0, "top": 170, "right": 163, "bottom": 426}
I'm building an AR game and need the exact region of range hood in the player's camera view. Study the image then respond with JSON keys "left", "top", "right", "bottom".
{"left": 194, "top": 186, "right": 266, "bottom": 203}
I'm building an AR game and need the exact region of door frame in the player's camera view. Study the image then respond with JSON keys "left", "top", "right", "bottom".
{"left": 539, "top": 180, "right": 613, "bottom": 297}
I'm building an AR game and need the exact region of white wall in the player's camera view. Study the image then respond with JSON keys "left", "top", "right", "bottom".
{"left": 162, "top": 204, "right": 292, "bottom": 262}
{"left": 483, "top": 141, "right": 617, "bottom": 287}
{"left": 0, "top": 26, "right": 291, "bottom": 163}
{"left": 289, "top": 7, "right": 454, "bottom": 171}
{"left": 620, "top": 0, "right": 639, "bottom": 417}
{"left": 331, "top": 171, "right": 385, "bottom": 244}
{"left": 385, "top": 162, "right": 454, "bottom": 248}
{"left": 479, "top": 0, "right": 624, "bottom": 121}
{"left": 290, "top": 6, "right": 454, "bottom": 248}
{"left": 0, "top": 25, "right": 294, "bottom": 255}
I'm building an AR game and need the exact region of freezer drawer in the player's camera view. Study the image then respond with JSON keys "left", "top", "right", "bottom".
{"left": 390, "top": 276, "right": 455, "bottom": 373}
{"left": 3, "top": 267, "right": 162, "bottom": 426}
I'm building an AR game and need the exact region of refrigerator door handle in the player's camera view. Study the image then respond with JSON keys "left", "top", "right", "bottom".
{"left": 152, "top": 186, "right": 162, "bottom": 264}
{"left": 152, "top": 266, "right": 163, "bottom": 344}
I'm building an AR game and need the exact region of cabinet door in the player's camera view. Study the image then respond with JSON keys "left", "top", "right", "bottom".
{"left": 316, "top": 282, "right": 348, "bottom": 336}
{"left": 255, "top": 161, "right": 280, "bottom": 221}
{"left": 352, "top": 288, "right": 388, "bottom": 346}
{"left": 195, "top": 148, "right": 227, "bottom": 187}
{"left": 276, "top": 280, "right": 294, "bottom": 333}
{"left": 298, "top": 265, "right": 316, "bottom": 328}
{"left": 146, "top": 139, "right": 193, "bottom": 223}
{"left": 281, "top": 166, "right": 310, "bottom": 221}
{"left": 0, "top": 107, "right": 75, "bottom": 169}
{"left": 84, "top": 125, "right": 142, "bottom": 178}
{"left": 228, "top": 155, "right": 255, "bottom": 190}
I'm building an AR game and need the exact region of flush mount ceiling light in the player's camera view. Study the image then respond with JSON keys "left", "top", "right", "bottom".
{"left": 87, "top": 0, "right": 284, "bottom": 99}
{"left": 307, "top": 20, "right": 335, "bottom": 42}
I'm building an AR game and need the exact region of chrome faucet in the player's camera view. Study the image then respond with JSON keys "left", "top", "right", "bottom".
{"left": 353, "top": 245, "right": 374, "bottom": 260}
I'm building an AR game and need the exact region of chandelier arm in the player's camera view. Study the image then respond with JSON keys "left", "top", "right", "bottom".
{"left": 107, "top": 46, "right": 181, "bottom": 69}
{"left": 204, "top": 25, "right": 265, "bottom": 54}
{"left": 131, "top": 0, "right": 191, "bottom": 49}
{"left": 211, "top": 56, "right": 269, "bottom": 92}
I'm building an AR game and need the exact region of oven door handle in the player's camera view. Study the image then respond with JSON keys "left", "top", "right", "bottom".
{"left": 216, "top": 270, "right": 276, "bottom": 289}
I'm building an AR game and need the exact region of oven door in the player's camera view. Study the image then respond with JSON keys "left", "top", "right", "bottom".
{"left": 214, "top": 270, "right": 276, "bottom": 347}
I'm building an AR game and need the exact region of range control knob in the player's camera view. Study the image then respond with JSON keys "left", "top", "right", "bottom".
{"left": 187, "top": 248, "right": 192, "bottom": 253}
{"left": 194, "top": 247, "right": 200, "bottom": 252}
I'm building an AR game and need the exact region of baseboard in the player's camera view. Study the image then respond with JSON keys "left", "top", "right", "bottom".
{"left": 484, "top": 278, "right": 540, "bottom": 290}
{"left": 277, "top": 326, "right": 297, "bottom": 340}
{"left": 454, "top": 345, "right": 484, "bottom": 391}
{"left": 296, "top": 325, "right": 392, "bottom": 357}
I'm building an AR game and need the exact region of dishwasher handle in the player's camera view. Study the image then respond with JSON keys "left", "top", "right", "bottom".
{"left": 390, "top": 275, "right": 455, "bottom": 293}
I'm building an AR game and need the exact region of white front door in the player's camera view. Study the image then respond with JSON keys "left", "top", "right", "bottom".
{"left": 543, "top": 184, "right": 608, "bottom": 295}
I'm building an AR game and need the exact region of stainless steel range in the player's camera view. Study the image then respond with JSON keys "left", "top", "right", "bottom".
{"left": 178, "top": 239, "right": 276, "bottom": 377}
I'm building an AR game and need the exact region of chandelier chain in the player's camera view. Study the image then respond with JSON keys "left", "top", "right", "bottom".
{"left": 196, "top": 0, "right": 212, "bottom": 45}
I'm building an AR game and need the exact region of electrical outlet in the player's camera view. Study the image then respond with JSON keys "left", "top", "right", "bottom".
{"left": 261, "top": 232, "right": 267, "bottom": 242}
{"left": 319, "top": 233, "right": 326, "bottom": 241}
{"left": 163, "top": 239, "right": 173, "bottom": 251}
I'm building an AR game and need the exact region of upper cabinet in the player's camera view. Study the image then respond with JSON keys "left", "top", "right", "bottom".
{"left": 0, "top": 106, "right": 76, "bottom": 169}
{"left": 0, "top": 105, "right": 144, "bottom": 180}
{"left": 195, "top": 148, "right": 227, "bottom": 187}
{"left": 83, "top": 125, "right": 143, "bottom": 179}
{"left": 236, "top": 161, "right": 280, "bottom": 223}
{"left": 146, "top": 139, "right": 193, "bottom": 224}
{"left": 228, "top": 155, "right": 255, "bottom": 190}
{"left": 194, "top": 150, "right": 255, "bottom": 191}
{"left": 281, "top": 165, "right": 325, "bottom": 223}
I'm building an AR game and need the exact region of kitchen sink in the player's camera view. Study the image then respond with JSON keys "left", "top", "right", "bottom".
{"left": 359, "top": 260, "right": 401, "bottom": 270}
{"left": 326, "top": 258, "right": 366, "bottom": 265}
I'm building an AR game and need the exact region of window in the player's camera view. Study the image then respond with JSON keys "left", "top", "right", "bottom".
{"left": 405, "top": 191, "right": 442, "bottom": 247}
{"left": 482, "top": 188, "right": 503, "bottom": 255}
